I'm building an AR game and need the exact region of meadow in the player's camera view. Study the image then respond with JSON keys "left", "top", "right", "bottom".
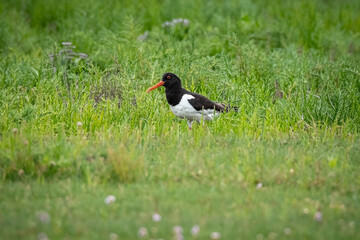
{"left": 0, "top": 0, "right": 360, "bottom": 239}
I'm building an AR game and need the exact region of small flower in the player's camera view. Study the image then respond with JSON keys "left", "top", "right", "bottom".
{"left": 138, "top": 227, "right": 148, "bottom": 237}
{"left": 173, "top": 225, "right": 183, "bottom": 235}
{"left": 152, "top": 213, "right": 162, "bottom": 222}
{"left": 62, "top": 42, "right": 73, "bottom": 46}
{"left": 210, "top": 232, "right": 221, "bottom": 239}
{"left": 289, "top": 168, "right": 294, "bottom": 174}
{"left": 183, "top": 19, "right": 190, "bottom": 26}
{"left": 76, "top": 121, "right": 83, "bottom": 127}
{"left": 162, "top": 21, "right": 171, "bottom": 28}
{"left": 284, "top": 228, "right": 292, "bottom": 235}
{"left": 104, "top": 195, "right": 116, "bottom": 205}
{"left": 137, "top": 31, "right": 149, "bottom": 41}
{"left": 109, "top": 233, "right": 118, "bottom": 240}
{"left": 36, "top": 211, "right": 51, "bottom": 223}
{"left": 78, "top": 53, "right": 88, "bottom": 59}
{"left": 59, "top": 49, "right": 74, "bottom": 55}
{"left": 256, "top": 182, "right": 263, "bottom": 189}
{"left": 176, "top": 234, "right": 184, "bottom": 240}
{"left": 162, "top": 18, "right": 190, "bottom": 28}
{"left": 38, "top": 232, "right": 48, "bottom": 240}
{"left": 191, "top": 225, "right": 200, "bottom": 235}
{"left": 314, "top": 211, "right": 322, "bottom": 222}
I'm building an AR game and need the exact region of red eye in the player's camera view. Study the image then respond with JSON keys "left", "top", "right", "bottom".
{"left": 167, "top": 75, "right": 171, "bottom": 79}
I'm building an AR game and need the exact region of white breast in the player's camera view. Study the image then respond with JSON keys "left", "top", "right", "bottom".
{"left": 169, "top": 94, "right": 220, "bottom": 122}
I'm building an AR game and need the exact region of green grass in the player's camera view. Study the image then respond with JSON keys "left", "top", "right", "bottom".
{"left": 1, "top": 0, "right": 360, "bottom": 239}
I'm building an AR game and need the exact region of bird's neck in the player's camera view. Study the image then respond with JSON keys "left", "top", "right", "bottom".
{"left": 165, "top": 84, "right": 184, "bottom": 106}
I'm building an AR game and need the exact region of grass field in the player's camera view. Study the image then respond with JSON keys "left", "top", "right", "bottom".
{"left": 1, "top": 0, "right": 360, "bottom": 239}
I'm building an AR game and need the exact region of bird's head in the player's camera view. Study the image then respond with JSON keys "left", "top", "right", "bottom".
{"left": 146, "top": 72, "right": 181, "bottom": 92}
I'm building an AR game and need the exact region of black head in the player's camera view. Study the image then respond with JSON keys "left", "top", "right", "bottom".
{"left": 162, "top": 72, "right": 182, "bottom": 88}
{"left": 146, "top": 72, "right": 182, "bottom": 93}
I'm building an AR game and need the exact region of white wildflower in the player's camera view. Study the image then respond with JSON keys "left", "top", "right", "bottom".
{"left": 173, "top": 226, "right": 183, "bottom": 235}
{"left": 104, "top": 195, "right": 116, "bottom": 205}
{"left": 78, "top": 53, "right": 88, "bottom": 59}
{"left": 191, "top": 225, "right": 200, "bottom": 235}
{"left": 152, "top": 213, "right": 161, "bottom": 222}
{"left": 137, "top": 31, "right": 149, "bottom": 41}
{"left": 284, "top": 228, "right": 292, "bottom": 235}
{"left": 62, "top": 42, "right": 72, "bottom": 46}
{"left": 109, "top": 233, "right": 118, "bottom": 240}
{"left": 138, "top": 227, "right": 148, "bottom": 237}
{"left": 38, "top": 232, "right": 49, "bottom": 240}
{"left": 183, "top": 19, "right": 190, "bottom": 26}
{"left": 36, "top": 211, "right": 51, "bottom": 223}
{"left": 314, "top": 211, "right": 322, "bottom": 222}
{"left": 210, "top": 232, "right": 221, "bottom": 239}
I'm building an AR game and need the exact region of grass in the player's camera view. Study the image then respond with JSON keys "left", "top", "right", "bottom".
{"left": 0, "top": 0, "right": 360, "bottom": 239}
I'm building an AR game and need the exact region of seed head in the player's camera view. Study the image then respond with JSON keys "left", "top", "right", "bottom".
{"left": 12, "top": 128, "right": 18, "bottom": 135}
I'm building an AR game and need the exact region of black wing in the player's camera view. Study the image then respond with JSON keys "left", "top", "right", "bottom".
{"left": 186, "top": 91, "right": 225, "bottom": 112}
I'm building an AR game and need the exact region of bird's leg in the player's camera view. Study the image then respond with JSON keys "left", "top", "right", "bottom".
{"left": 187, "top": 120, "right": 193, "bottom": 130}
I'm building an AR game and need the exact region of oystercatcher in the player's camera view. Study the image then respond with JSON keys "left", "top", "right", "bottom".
{"left": 146, "top": 73, "right": 238, "bottom": 130}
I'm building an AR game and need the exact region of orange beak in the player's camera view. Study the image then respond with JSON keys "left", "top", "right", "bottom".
{"left": 146, "top": 81, "right": 164, "bottom": 93}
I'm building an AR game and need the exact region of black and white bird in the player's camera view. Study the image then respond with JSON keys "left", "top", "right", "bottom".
{"left": 146, "top": 73, "right": 238, "bottom": 130}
